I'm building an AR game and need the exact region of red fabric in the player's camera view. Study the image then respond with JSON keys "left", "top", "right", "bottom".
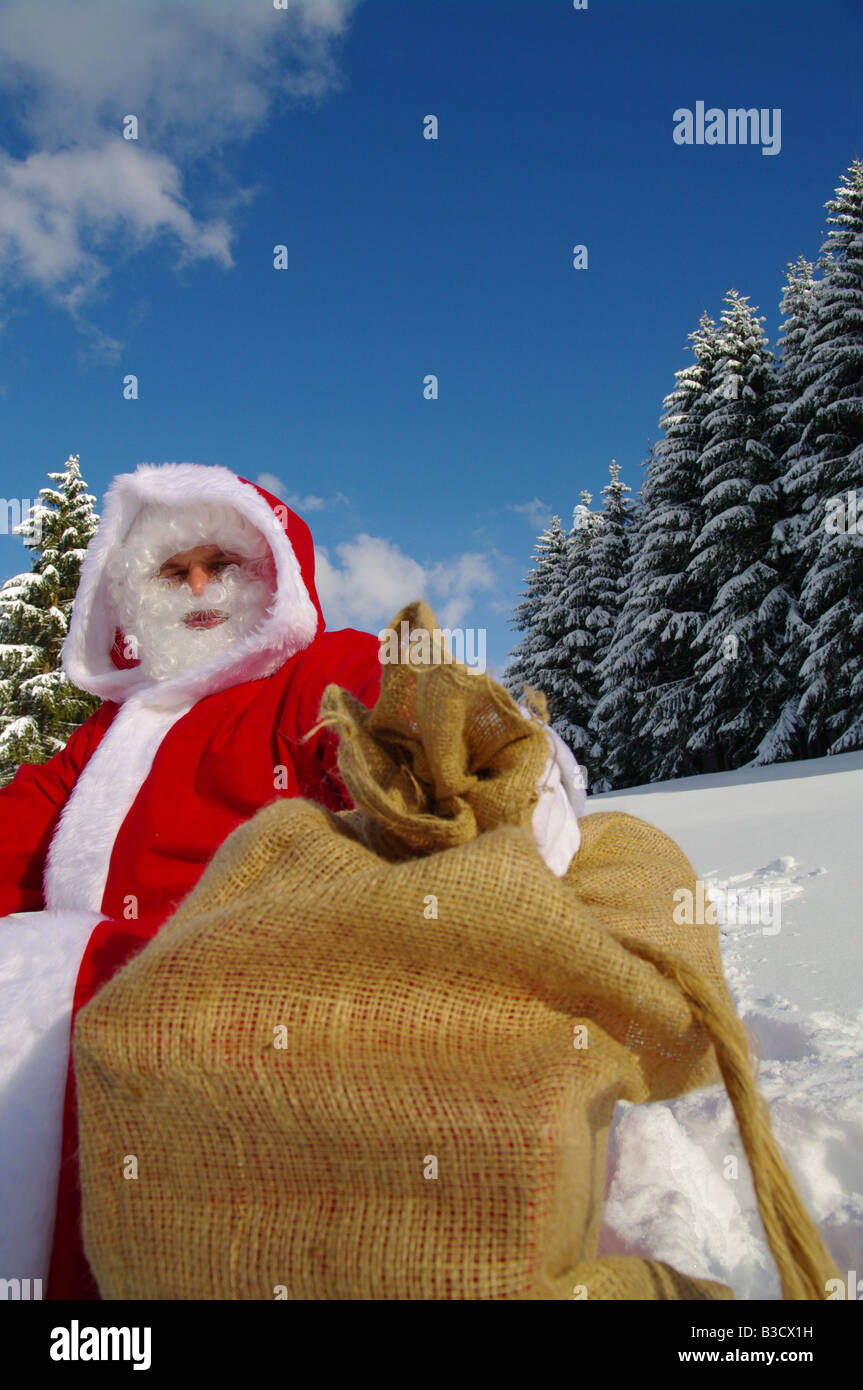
{"left": 0, "top": 475, "right": 384, "bottom": 1299}
{"left": 238, "top": 474, "right": 327, "bottom": 638}
{"left": 0, "top": 703, "right": 118, "bottom": 915}
{"left": 109, "top": 625, "right": 141, "bottom": 670}
{"left": 88, "top": 628, "right": 382, "bottom": 928}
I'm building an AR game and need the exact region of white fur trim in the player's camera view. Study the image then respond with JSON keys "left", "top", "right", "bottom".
{"left": 43, "top": 697, "right": 193, "bottom": 913}
{"left": 520, "top": 710, "right": 587, "bottom": 876}
{"left": 62, "top": 463, "right": 319, "bottom": 708}
{"left": 0, "top": 907, "right": 106, "bottom": 1285}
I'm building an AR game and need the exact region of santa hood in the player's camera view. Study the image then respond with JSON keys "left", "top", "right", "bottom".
{"left": 62, "top": 463, "right": 325, "bottom": 709}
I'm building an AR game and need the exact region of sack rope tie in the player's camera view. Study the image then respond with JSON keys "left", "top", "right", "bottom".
{"left": 629, "top": 938, "right": 842, "bottom": 1301}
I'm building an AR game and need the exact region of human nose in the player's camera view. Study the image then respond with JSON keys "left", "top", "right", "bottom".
{"left": 187, "top": 562, "right": 210, "bottom": 597}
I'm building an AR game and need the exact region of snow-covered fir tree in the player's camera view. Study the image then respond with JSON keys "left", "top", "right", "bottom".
{"left": 768, "top": 256, "right": 819, "bottom": 567}
{"left": 585, "top": 462, "right": 635, "bottom": 677}
{"left": 686, "top": 290, "right": 790, "bottom": 771}
{"left": 770, "top": 257, "right": 818, "bottom": 471}
{"left": 753, "top": 257, "right": 820, "bottom": 764}
{"left": 611, "top": 314, "right": 719, "bottom": 783}
{"left": 0, "top": 455, "right": 101, "bottom": 785}
{"left": 504, "top": 515, "right": 570, "bottom": 704}
{"left": 591, "top": 453, "right": 652, "bottom": 791}
{"left": 786, "top": 158, "right": 863, "bottom": 756}
{"left": 585, "top": 461, "right": 637, "bottom": 791}
{"left": 541, "top": 492, "right": 606, "bottom": 786}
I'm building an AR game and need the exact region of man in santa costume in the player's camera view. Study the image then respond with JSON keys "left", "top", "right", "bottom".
{"left": 0, "top": 461, "right": 585, "bottom": 1300}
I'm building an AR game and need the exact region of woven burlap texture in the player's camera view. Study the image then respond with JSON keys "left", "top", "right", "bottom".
{"left": 74, "top": 601, "right": 840, "bottom": 1300}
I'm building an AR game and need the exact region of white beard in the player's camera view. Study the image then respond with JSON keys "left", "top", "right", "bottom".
{"left": 118, "top": 561, "right": 275, "bottom": 684}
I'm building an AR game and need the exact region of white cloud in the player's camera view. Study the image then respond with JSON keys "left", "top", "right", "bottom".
{"left": 426, "top": 552, "right": 497, "bottom": 627}
{"left": 0, "top": 142, "right": 233, "bottom": 296}
{"left": 0, "top": 1, "right": 356, "bottom": 157}
{"left": 314, "top": 534, "right": 498, "bottom": 632}
{"left": 0, "top": 0, "right": 359, "bottom": 329}
{"left": 254, "top": 474, "right": 339, "bottom": 512}
{"left": 510, "top": 496, "right": 553, "bottom": 531}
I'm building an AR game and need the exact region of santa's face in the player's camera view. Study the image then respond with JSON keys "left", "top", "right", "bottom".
{"left": 117, "top": 540, "right": 276, "bottom": 683}
{"left": 158, "top": 544, "right": 245, "bottom": 628}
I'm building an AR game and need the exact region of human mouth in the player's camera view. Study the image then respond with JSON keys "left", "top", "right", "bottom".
{"left": 183, "top": 609, "right": 228, "bottom": 630}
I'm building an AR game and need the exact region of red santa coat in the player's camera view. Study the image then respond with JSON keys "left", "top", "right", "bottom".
{"left": 0, "top": 463, "right": 382, "bottom": 1299}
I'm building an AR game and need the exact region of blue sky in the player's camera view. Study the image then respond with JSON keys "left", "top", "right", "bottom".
{"left": 0, "top": 0, "right": 860, "bottom": 678}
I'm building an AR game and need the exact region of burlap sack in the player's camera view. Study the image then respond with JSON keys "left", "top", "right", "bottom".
{"left": 74, "top": 602, "right": 840, "bottom": 1300}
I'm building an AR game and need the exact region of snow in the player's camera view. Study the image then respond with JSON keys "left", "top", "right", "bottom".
{"left": 591, "top": 748, "right": 863, "bottom": 1298}
{"left": 0, "top": 908, "right": 108, "bottom": 1283}
{"left": 0, "top": 715, "right": 37, "bottom": 749}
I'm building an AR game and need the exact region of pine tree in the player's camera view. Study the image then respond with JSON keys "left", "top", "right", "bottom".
{"left": 686, "top": 290, "right": 789, "bottom": 771}
{"left": 616, "top": 315, "right": 718, "bottom": 783}
{"left": 787, "top": 158, "right": 863, "bottom": 755}
{"left": 545, "top": 492, "right": 605, "bottom": 786}
{"left": 591, "top": 455, "right": 652, "bottom": 791}
{"left": 769, "top": 256, "right": 820, "bottom": 568}
{"left": 586, "top": 463, "right": 635, "bottom": 678}
{"left": 504, "top": 515, "right": 570, "bottom": 704}
{"left": 772, "top": 258, "right": 818, "bottom": 451}
{"left": 753, "top": 257, "right": 819, "bottom": 763}
{"left": 585, "top": 461, "right": 637, "bottom": 791}
{"left": 0, "top": 454, "right": 101, "bottom": 784}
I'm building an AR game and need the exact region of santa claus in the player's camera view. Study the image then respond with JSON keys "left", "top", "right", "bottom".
{"left": 0, "top": 461, "right": 585, "bottom": 1301}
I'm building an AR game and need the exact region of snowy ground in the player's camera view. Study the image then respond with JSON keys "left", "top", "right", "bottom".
{"left": 590, "top": 749, "right": 863, "bottom": 1300}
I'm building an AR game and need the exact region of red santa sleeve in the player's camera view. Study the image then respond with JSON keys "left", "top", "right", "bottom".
{"left": 284, "top": 629, "right": 383, "bottom": 813}
{"left": 0, "top": 702, "right": 116, "bottom": 916}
